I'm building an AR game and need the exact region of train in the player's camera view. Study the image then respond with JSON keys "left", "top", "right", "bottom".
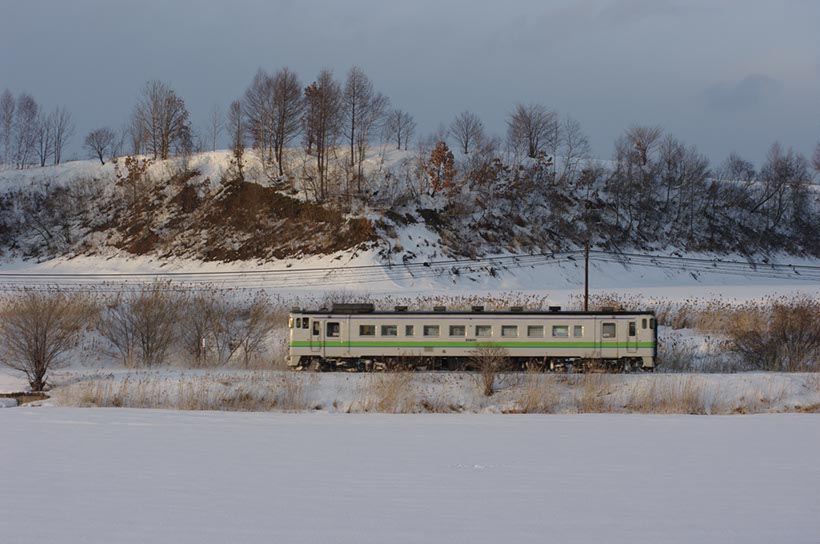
{"left": 288, "top": 303, "right": 657, "bottom": 372}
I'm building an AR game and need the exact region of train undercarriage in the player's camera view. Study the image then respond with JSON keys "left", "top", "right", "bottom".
{"left": 295, "top": 356, "right": 654, "bottom": 373}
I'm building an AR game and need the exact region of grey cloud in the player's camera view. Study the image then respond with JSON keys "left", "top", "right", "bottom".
{"left": 704, "top": 75, "right": 782, "bottom": 111}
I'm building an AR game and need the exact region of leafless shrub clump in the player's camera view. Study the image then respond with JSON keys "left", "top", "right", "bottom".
{"left": 181, "top": 291, "right": 280, "bottom": 368}
{"left": 97, "top": 284, "right": 181, "bottom": 367}
{"left": 355, "top": 371, "right": 415, "bottom": 413}
{"left": 726, "top": 297, "right": 820, "bottom": 372}
{"left": 469, "top": 344, "right": 513, "bottom": 397}
{"left": 0, "top": 290, "right": 96, "bottom": 391}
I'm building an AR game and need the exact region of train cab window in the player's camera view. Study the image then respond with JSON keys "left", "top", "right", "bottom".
{"left": 552, "top": 325, "right": 569, "bottom": 338}
{"left": 642, "top": 318, "right": 647, "bottom": 330}
{"left": 449, "top": 325, "right": 466, "bottom": 337}
{"left": 302, "top": 317, "right": 309, "bottom": 328}
{"left": 381, "top": 325, "right": 398, "bottom": 336}
{"left": 629, "top": 321, "right": 637, "bottom": 336}
{"left": 527, "top": 325, "right": 544, "bottom": 338}
{"left": 573, "top": 325, "right": 584, "bottom": 337}
{"left": 602, "top": 323, "right": 616, "bottom": 338}
{"left": 326, "top": 322, "right": 340, "bottom": 338}
{"left": 476, "top": 325, "right": 492, "bottom": 337}
{"left": 405, "top": 325, "right": 415, "bottom": 336}
{"left": 423, "top": 325, "right": 440, "bottom": 337}
{"left": 501, "top": 325, "right": 518, "bottom": 338}
{"left": 649, "top": 318, "right": 656, "bottom": 330}
{"left": 359, "top": 325, "right": 376, "bottom": 336}
{"left": 289, "top": 317, "right": 295, "bottom": 329}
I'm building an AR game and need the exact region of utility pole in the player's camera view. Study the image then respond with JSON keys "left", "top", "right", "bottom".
{"left": 584, "top": 240, "right": 589, "bottom": 312}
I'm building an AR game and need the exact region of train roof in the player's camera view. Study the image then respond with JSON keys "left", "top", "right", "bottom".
{"left": 290, "top": 309, "right": 656, "bottom": 317}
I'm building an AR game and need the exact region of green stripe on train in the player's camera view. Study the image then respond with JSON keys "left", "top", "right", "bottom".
{"left": 290, "top": 341, "right": 655, "bottom": 348}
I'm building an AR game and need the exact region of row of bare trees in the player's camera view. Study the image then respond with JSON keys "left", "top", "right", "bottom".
{"left": 0, "top": 287, "right": 284, "bottom": 391}
{"left": 0, "top": 90, "right": 75, "bottom": 168}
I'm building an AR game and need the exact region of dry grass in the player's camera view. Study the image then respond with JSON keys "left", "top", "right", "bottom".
{"left": 353, "top": 372, "right": 415, "bottom": 413}
{"left": 623, "top": 376, "right": 707, "bottom": 414}
{"left": 59, "top": 371, "right": 316, "bottom": 412}
{"left": 511, "top": 373, "right": 560, "bottom": 413}
{"left": 571, "top": 374, "right": 615, "bottom": 413}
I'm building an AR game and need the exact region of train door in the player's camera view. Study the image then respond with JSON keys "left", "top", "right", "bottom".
{"left": 627, "top": 320, "right": 638, "bottom": 353}
{"left": 600, "top": 321, "right": 618, "bottom": 359}
{"left": 310, "top": 319, "right": 322, "bottom": 354}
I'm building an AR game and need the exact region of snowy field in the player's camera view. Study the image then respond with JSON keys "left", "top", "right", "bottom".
{"left": 1, "top": 408, "right": 818, "bottom": 543}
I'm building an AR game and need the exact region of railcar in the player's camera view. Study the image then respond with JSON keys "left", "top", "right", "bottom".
{"left": 288, "top": 303, "right": 657, "bottom": 372}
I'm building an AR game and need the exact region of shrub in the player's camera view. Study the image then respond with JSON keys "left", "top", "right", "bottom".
{"left": 727, "top": 297, "right": 820, "bottom": 371}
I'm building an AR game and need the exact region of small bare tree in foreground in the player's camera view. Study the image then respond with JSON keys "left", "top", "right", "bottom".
{"left": 0, "top": 291, "right": 94, "bottom": 391}
{"left": 470, "top": 344, "right": 511, "bottom": 397}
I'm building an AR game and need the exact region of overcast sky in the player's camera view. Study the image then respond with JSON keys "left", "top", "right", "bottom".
{"left": 1, "top": 0, "right": 817, "bottom": 165}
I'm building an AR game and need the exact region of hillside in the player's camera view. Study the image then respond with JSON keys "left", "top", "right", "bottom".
{"left": 0, "top": 147, "right": 818, "bottom": 297}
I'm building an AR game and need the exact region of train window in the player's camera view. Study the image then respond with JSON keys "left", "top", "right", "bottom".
{"left": 405, "top": 325, "right": 415, "bottom": 336}
{"left": 423, "top": 325, "right": 440, "bottom": 337}
{"left": 552, "top": 325, "right": 569, "bottom": 338}
{"left": 629, "top": 321, "right": 636, "bottom": 336}
{"left": 359, "top": 325, "right": 375, "bottom": 336}
{"left": 501, "top": 325, "right": 518, "bottom": 337}
{"left": 527, "top": 325, "right": 544, "bottom": 338}
{"left": 476, "top": 325, "right": 492, "bottom": 337}
{"left": 642, "top": 318, "right": 647, "bottom": 329}
{"left": 289, "top": 317, "right": 294, "bottom": 329}
{"left": 302, "top": 317, "right": 309, "bottom": 328}
{"left": 573, "top": 325, "right": 584, "bottom": 337}
{"left": 602, "top": 323, "right": 616, "bottom": 338}
{"left": 449, "top": 325, "right": 466, "bottom": 337}
{"left": 381, "top": 325, "right": 398, "bottom": 336}
{"left": 650, "top": 318, "right": 656, "bottom": 330}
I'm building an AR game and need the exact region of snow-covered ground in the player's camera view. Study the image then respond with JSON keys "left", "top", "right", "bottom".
{"left": 0, "top": 408, "right": 817, "bottom": 543}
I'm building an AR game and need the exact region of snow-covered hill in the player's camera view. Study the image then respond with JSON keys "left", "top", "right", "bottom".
{"left": 0, "top": 149, "right": 818, "bottom": 302}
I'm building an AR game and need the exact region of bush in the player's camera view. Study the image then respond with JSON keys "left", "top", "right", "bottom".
{"left": 97, "top": 285, "right": 181, "bottom": 367}
{"left": 727, "top": 297, "right": 820, "bottom": 371}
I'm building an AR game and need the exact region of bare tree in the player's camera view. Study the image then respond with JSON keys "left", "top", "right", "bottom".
{"left": 270, "top": 67, "right": 305, "bottom": 177}
{"left": 0, "top": 90, "right": 14, "bottom": 165}
{"left": 35, "top": 111, "right": 55, "bottom": 167}
{"left": 506, "top": 103, "right": 558, "bottom": 159}
{"left": 448, "top": 110, "right": 485, "bottom": 155}
{"left": 0, "top": 291, "right": 94, "bottom": 391}
{"left": 304, "top": 70, "right": 342, "bottom": 201}
{"left": 558, "top": 115, "right": 590, "bottom": 184}
{"left": 625, "top": 125, "right": 664, "bottom": 167}
{"left": 717, "top": 152, "right": 756, "bottom": 181}
{"left": 84, "top": 127, "right": 116, "bottom": 164}
{"left": 227, "top": 100, "right": 246, "bottom": 179}
{"left": 243, "top": 69, "right": 275, "bottom": 160}
{"left": 131, "top": 80, "right": 192, "bottom": 160}
{"left": 14, "top": 93, "right": 39, "bottom": 168}
{"left": 50, "top": 106, "right": 74, "bottom": 165}
{"left": 343, "top": 66, "right": 389, "bottom": 190}
{"left": 98, "top": 286, "right": 180, "bottom": 367}
{"left": 207, "top": 104, "right": 223, "bottom": 152}
{"left": 385, "top": 109, "right": 416, "bottom": 151}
